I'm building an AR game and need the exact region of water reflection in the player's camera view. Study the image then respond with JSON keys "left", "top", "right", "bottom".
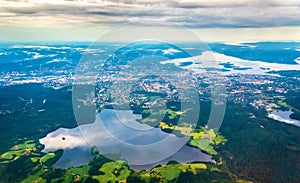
{"left": 268, "top": 110, "right": 300, "bottom": 127}
{"left": 40, "top": 109, "right": 213, "bottom": 169}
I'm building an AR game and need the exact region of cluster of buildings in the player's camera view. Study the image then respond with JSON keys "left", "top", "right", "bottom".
{"left": 2, "top": 57, "right": 300, "bottom": 115}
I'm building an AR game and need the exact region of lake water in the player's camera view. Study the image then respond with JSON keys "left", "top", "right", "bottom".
{"left": 268, "top": 110, "right": 300, "bottom": 127}
{"left": 39, "top": 109, "right": 213, "bottom": 170}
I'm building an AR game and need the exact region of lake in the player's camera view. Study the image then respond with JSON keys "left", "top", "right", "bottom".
{"left": 40, "top": 109, "right": 213, "bottom": 170}
{"left": 268, "top": 110, "right": 300, "bottom": 127}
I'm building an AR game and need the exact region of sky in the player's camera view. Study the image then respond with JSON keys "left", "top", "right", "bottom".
{"left": 0, "top": 0, "right": 300, "bottom": 42}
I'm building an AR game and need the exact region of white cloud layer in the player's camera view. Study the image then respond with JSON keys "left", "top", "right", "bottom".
{"left": 0, "top": 0, "right": 300, "bottom": 28}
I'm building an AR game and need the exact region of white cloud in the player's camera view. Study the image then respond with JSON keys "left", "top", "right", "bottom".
{"left": 0, "top": 0, "right": 299, "bottom": 28}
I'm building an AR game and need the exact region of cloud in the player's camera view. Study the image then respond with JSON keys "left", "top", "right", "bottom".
{"left": 0, "top": 0, "right": 299, "bottom": 28}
